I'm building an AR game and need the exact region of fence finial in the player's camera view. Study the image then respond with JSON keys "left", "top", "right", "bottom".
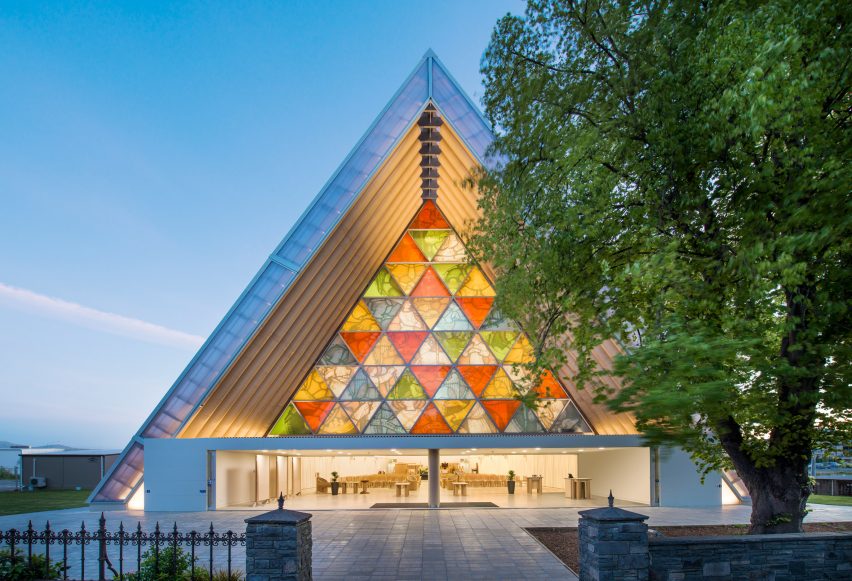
{"left": 608, "top": 490, "right": 614, "bottom": 507}
{"left": 278, "top": 492, "right": 285, "bottom": 510}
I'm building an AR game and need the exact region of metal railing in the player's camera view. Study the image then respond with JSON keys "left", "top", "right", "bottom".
{"left": 1, "top": 513, "right": 245, "bottom": 580}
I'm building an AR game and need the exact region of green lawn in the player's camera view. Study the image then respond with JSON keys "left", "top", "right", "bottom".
{"left": 0, "top": 489, "right": 90, "bottom": 516}
{"left": 808, "top": 494, "right": 852, "bottom": 507}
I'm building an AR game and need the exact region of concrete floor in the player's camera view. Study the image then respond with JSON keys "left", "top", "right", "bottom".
{"left": 1, "top": 503, "right": 850, "bottom": 580}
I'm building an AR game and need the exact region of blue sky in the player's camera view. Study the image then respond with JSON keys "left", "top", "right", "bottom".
{"left": 0, "top": 1, "right": 523, "bottom": 448}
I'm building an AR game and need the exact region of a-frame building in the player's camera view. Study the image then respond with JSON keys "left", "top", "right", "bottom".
{"left": 91, "top": 52, "right": 728, "bottom": 511}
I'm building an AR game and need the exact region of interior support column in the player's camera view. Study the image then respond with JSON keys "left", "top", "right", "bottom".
{"left": 428, "top": 448, "right": 440, "bottom": 508}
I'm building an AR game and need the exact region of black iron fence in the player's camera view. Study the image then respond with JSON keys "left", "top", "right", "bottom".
{"left": 1, "top": 513, "right": 245, "bottom": 580}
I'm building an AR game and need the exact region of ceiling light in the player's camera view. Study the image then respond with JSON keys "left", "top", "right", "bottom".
{"left": 535, "top": 447, "right": 541, "bottom": 451}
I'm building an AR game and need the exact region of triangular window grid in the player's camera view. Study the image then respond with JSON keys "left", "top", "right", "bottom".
{"left": 268, "top": 200, "right": 592, "bottom": 436}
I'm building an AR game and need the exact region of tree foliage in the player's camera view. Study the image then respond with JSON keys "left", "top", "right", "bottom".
{"left": 472, "top": 0, "right": 851, "bottom": 532}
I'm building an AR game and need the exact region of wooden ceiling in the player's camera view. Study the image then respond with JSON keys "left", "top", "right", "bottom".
{"left": 179, "top": 118, "right": 638, "bottom": 438}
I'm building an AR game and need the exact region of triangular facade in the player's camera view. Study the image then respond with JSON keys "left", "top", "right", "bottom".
{"left": 90, "top": 51, "right": 635, "bottom": 507}
{"left": 269, "top": 200, "right": 593, "bottom": 436}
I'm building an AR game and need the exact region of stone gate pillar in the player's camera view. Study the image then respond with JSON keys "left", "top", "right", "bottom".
{"left": 578, "top": 493, "right": 649, "bottom": 581}
{"left": 245, "top": 494, "right": 312, "bottom": 581}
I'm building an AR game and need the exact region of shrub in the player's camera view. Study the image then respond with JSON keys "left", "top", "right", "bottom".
{"left": 0, "top": 547, "right": 65, "bottom": 580}
{"left": 121, "top": 545, "right": 243, "bottom": 581}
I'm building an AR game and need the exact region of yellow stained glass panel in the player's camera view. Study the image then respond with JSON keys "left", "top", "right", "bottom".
{"left": 387, "top": 264, "right": 428, "bottom": 295}
{"left": 504, "top": 334, "right": 535, "bottom": 364}
{"left": 481, "top": 368, "right": 515, "bottom": 399}
{"left": 292, "top": 370, "right": 334, "bottom": 401}
{"left": 434, "top": 400, "right": 474, "bottom": 431}
{"left": 457, "top": 267, "right": 496, "bottom": 297}
{"left": 342, "top": 300, "right": 381, "bottom": 331}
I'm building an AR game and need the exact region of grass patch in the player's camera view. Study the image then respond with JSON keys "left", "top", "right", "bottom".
{"left": 808, "top": 494, "right": 852, "bottom": 507}
{"left": 0, "top": 489, "right": 90, "bottom": 516}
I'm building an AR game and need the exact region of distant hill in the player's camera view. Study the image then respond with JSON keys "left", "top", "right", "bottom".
{"left": 0, "top": 441, "right": 77, "bottom": 450}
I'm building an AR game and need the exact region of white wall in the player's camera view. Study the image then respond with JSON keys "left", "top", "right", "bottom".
{"left": 578, "top": 448, "right": 650, "bottom": 504}
{"left": 658, "top": 447, "right": 721, "bottom": 507}
{"left": 144, "top": 440, "right": 207, "bottom": 512}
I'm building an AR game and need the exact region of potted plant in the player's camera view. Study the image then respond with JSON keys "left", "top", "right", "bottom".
{"left": 331, "top": 471, "right": 340, "bottom": 496}
{"left": 420, "top": 468, "right": 428, "bottom": 481}
{"left": 507, "top": 470, "right": 516, "bottom": 494}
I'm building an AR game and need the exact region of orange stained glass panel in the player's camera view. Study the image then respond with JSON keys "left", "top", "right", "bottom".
{"left": 387, "top": 233, "right": 427, "bottom": 262}
{"left": 411, "top": 297, "right": 450, "bottom": 328}
{"left": 410, "top": 365, "right": 451, "bottom": 397}
{"left": 455, "top": 297, "right": 494, "bottom": 328}
{"left": 531, "top": 370, "right": 569, "bottom": 399}
{"left": 409, "top": 200, "right": 450, "bottom": 229}
{"left": 386, "top": 264, "right": 428, "bottom": 295}
{"left": 339, "top": 332, "right": 381, "bottom": 362}
{"left": 481, "top": 400, "right": 521, "bottom": 431}
{"left": 456, "top": 365, "right": 498, "bottom": 397}
{"left": 410, "top": 403, "right": 453, "bottom": 434}
{"left": 410, "top": 268, "right": 450, "bottom": 297}
{"left": 387, "top": 331, "right": 428, "bottom": 363}
{"left": 457, "top": 267, "right": 496, "bottom": 297}
{"left": 293, "top": 401, "right": 335, "bottom": 432}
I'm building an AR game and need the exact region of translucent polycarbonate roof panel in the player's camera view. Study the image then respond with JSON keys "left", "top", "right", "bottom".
{"left": 431, "top": 60, "right": 493, "bottom": 165}
{"left": 141, "top": 262, "right": 294, "bottom": 439}
{"left": 274, "top": 60, "right": 430, "bottom": 269}
{"left": 91, "top": 442, "right": 143, "bottom": 502}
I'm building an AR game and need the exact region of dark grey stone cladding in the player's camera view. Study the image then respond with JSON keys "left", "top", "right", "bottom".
{"left": 648, "top": 532, "right": 852, "bottom": 580}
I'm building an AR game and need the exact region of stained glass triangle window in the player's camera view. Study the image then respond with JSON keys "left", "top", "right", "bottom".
{"left": 268, "top": 200, "right": 593, "bottom": 436}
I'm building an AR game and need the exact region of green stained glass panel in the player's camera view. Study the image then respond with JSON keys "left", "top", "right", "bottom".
{"left": 318, "top": 336, "right": 358, "bottom": 365}
{"left": 434, "top": 331, "right": 472, "bottom": 362}
{"left": 480, "top": 331, "right": 519, "bottom": 361}
{"left": 339, "top": 369, "right": 382, "bottom": 401}
{"left": 364, "top": 267, "right": 404, "bottom": 297}
{"left": 409, "top": 230, "right": 451, "bottom": 260}
{"left": 363, "top": 403, "right": 407, "bottom": 434}
{"left": 433, "top": 370, "right": 475, "bottom": 400}
{"left": 432, "top": 264, "right": 471, "bottom": 294}
{"left": 505, "top": 406, "right": 546, "bottom": 433}
{"left": 363, "top": 298, "right": 405, "bottom": 330}
{"left": 387, "top": 370, "right": 428, "bottom": 400}
{"left": 269, "top": 404, "right": 311, "bottom": 435}
{"left": 433, "top": 302, "right": 472, "bottom": 331}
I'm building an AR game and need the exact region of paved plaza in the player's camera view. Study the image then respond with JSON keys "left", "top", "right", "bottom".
{"left": 1, "top": 503, "right": 850, "bottom": 580}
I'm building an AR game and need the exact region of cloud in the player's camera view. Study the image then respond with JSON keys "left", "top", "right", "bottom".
{"left": 0, "top": 282, "right": 205, "bottom": 350}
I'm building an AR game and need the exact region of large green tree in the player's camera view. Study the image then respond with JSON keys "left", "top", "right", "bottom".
{"left": 472, "top": 0, "right": 851, "bottom": 533}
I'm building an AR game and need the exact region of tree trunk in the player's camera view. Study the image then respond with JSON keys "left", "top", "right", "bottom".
{"left": 745, "top": 467, "right": 810, "bottom": 534}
